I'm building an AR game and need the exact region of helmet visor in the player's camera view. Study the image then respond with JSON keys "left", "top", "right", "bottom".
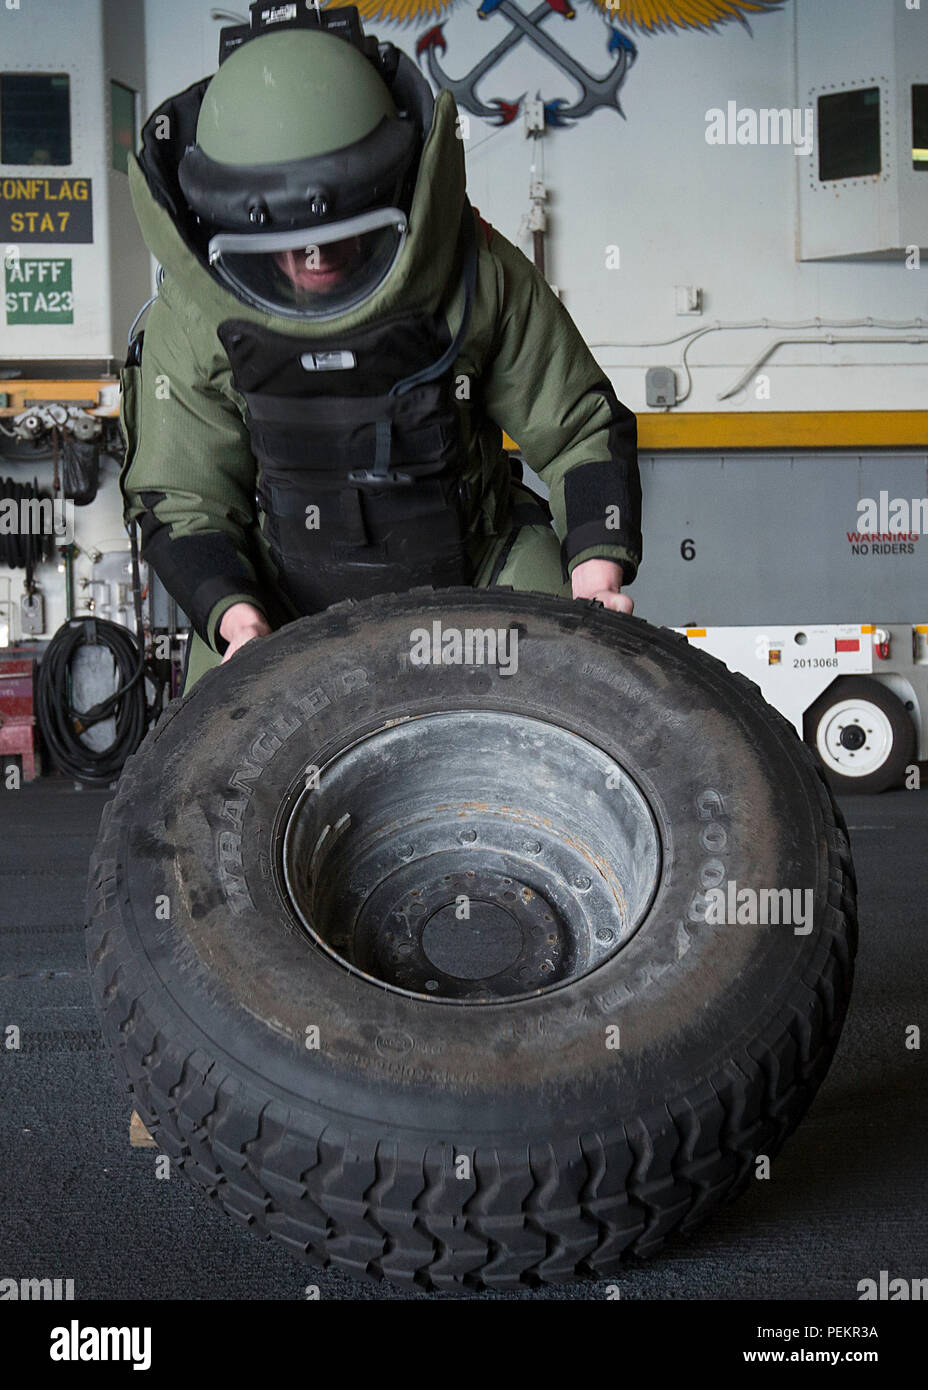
{"left": 207, "top": 208, "right": 407, "bottom": 320}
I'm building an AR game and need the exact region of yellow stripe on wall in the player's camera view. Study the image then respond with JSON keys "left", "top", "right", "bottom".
{"left": 637, "top": 412, "right": 928, "bottom": 451}
{"left": 504, "top": 413, "right": 928, "bottom": 454}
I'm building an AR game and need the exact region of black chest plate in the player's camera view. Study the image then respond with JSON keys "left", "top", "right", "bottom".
{"left": 217, "top": 218, "right": 478, "bottom": 617}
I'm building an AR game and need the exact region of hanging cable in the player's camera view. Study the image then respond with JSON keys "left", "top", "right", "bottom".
{"left": 35, "top": 613, "right": 161, "bottom": 784}
{"left": 587, "top": 315, "right": 928, "bottom": 353}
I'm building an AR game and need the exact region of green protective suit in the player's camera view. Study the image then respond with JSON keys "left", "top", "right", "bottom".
{"left": 120, "top": 72, "right": 642, "bottom": 690}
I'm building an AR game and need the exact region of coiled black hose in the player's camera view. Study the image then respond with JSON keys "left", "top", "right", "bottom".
{"left": 35, "top": 617, "right": 156, "bottom": 784}
{"left": 0, "top": 477, "right": 55, "bottom": 577}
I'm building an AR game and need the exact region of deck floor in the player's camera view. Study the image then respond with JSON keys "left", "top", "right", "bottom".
{"left": 1, "top": 779, "right": 925, "bottom": 1300}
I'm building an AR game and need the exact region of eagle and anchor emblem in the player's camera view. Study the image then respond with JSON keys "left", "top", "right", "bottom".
{"left": 354, "top": 0, "right": 787, "bottom": 127}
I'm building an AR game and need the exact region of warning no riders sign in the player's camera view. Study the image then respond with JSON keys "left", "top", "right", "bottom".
{"left": 0, "top": 177, "right": 93, "bottom": 243}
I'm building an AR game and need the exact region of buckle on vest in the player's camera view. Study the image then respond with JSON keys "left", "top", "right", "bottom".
{"left": 347, "top": 468, "right": 413, "bottom": 487}
{"left": 347, "top": 416, "right": 412, "bottom": 486}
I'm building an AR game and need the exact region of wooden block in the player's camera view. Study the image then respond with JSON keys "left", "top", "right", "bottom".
{"left": 129, "top": 1110, "right": 157, "bottom": 1148}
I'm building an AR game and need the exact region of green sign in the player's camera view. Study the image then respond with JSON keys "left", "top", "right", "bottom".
{"left": 4, "top": 256, "right": 73, "bottom": 324}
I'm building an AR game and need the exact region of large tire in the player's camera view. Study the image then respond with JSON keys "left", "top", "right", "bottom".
{"left": 804, "top": 675, "right": 916, "bottom": 794}
{"left": 86, "top": 590, "right": 856, "bottom": 1291}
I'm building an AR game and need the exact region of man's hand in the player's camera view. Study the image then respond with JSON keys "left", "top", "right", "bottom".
{"left": 570, "top": 558, "right": 634, "bottom": 615}
{"left": 219, "top": 602, "right": 272, "bottom": 662}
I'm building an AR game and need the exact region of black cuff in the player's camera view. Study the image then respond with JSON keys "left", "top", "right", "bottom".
{"left": 559, "top": 531, "right": 639, "bottom": 585}
{"left": 561, "top": 457, "right": 642, "bottom": 580}
{"left": 560, "top": 384, "right": 642, "bottom": 577}
{"left": 137, "top": 502, "right": 263, "bottom": 646}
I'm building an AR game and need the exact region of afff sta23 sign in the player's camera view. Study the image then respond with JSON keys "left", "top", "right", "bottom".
{"left": 4, "top": 257, "right": 73, "bottom": 325}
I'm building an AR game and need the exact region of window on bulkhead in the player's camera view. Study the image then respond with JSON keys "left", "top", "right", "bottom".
{"left": 0, "top": 72, "right": 71, "bottom": 165}
{"left": 111, "top": 81, "right": 137, "bottom": 175}
{"left": 817, "top": 86, "right": 881, "bottom": 182}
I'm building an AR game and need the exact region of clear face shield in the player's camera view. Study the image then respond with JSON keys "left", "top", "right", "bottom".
{"left": 207, "top": 208, "right": 408, "bottom": 320}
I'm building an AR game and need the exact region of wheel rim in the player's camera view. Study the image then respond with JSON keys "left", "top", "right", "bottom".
{"left": 279, "top": 710, "right": 661, "bottom": 1002}
{"left": 815, "top": 697, "right": 894, "bottom": 778}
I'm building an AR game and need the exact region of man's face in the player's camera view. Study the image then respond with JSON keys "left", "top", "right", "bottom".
{"left": 210, "top": 215, "right": 404, "bottom": 318}
{"left": 274, "top": 235, "right": 363, "bottom": 293}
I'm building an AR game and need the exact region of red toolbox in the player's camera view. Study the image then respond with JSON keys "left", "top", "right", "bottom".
{"left": 0, "top": 649, "right": 39, "bottom": 782}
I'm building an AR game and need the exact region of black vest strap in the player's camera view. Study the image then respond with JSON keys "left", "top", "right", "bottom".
{"left": 394, "top": 207, "right": 478, "bottom": 398}
{"left": 349, "top": 207, "right": 479, "bottom": 486}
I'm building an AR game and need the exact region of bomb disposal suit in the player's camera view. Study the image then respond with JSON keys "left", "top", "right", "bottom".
{"left": 120, "top": 8, "right": 642, "bottom": 686}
